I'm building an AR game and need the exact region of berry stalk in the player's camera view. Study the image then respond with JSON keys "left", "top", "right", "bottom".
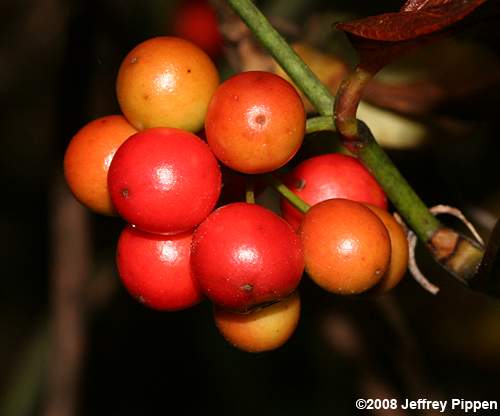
{"left": 245, "top": 177, "right": 256, "bottom": 204}
{"left": 264, "top": 174, "right": 310, "bottom": 214}
{"left": 305, "top": 116, "right": 336, "bottom": 135}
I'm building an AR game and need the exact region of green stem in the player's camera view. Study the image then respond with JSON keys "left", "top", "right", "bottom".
{"left": 245, "top": 178, "right": 255, "bottom": 204}
{"left": 264, "top": 174, "right": 310, "bottom": 214}
{"left": 356, "top": 121, "right": 440, "bottom": 241}
{"left": 306, "top": 116, "right": 336, "bottom": 134}
{"left": 304, "top": 118, "right": 439, "bottom": 240}
{"left": 226, "top": 0, "right": 333, "bottom": 116}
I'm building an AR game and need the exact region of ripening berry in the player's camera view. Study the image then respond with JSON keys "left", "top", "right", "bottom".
{"left": 64, "top": 115, "right": 137, "bottom": 215}
{"left": 214, "top": 291, "right": 301, "bottom": 352}
{"left": 364, "top": 204, "right": 409, "bottom": 293}
{"left": 116, "top": 36, "right": 219, "bottom": 132}
{"left": 205, "top": 71, "right": 305, "bottom": 174}
{"left": 300, "top": 199, "right": 391, "bottom": 295}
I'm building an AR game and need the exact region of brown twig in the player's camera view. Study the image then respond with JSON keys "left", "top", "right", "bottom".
{"left": 44, "top": 177, "right": 91, "bottom": 416}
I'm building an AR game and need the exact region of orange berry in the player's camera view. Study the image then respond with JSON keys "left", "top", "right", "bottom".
{"left": 300, "top": 199, "right": 391, "bottom": 295}
{"left": 364, "top": 204, "right": 409, "bottom": 293}
{"left": 63, "top": 115, "right": 137, "bottom": 215}
{"left": 205, "top": 71, "right": 305, "bottom": 174}
{"left": 214, "top": 291, "right": 301, "bottom": 353}
{"left": 116, "top": 36, "right": 219, "bottom": 132}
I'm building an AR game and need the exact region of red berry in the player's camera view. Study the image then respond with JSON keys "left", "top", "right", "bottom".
{"left": 205, "top": 71, "right": 305, "bottom": 174}
{"left": 172, "top": 0, "right": 223, "bottom": 58}
{"left": 117, "top": 226, "right": 202, "bottom": 310}
{"left": 191, "top": 202, "right": 304, "bottom": 312}
{"left": 281, "top": 153, "right": 388, "bottom": 230}
{"left": 108, "top": 127, "right": 221, "bottom": 234}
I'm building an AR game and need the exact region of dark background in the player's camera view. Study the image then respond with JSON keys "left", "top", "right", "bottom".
{"left": 1, "top": 0, "right": 500, "bottom": 415}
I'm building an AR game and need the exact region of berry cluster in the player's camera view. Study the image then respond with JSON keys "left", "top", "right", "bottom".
{"left": 64, "top": 35, "right": 409, "bottom": 353}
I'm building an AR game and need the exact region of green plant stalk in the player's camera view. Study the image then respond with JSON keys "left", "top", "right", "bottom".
{"left": 245, "top": 179, "right": 256, "bottom": 204}
{"left": 264, "top": 174, "right": 310, "bottom": 214}
{"left": 226, "top": 0, "right": 443, "bottom": 242}
{"left": 304, "top": 117, "right": 439, "bottom": 241}
{"left": 306, "top": 116, "right": 336, "bottom": 134}
{"left": 226, "top": 0, "right": 333, "bottom": 116}
{"left": 357, "top": 122, "right": 440, "bottom": 241}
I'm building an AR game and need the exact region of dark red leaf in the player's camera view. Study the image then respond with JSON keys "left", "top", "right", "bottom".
{"left": 337, "top": 0, "right": 486, "bottom": 41}
{"left": 402, "top": 0, "right": 456, "bottom": 12}
{"left": 333, "top": 0, "right": 491, "bottom": 146}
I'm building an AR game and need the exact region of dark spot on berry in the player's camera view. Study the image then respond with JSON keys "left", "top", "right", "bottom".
{"left": 295, "top": 179, "right": 306, "bottom": 190}
{"left": 241, "top": 284, "right": 253, "bottom": 292}
{"left": 255, "top": 115, "right": 266, "bottom": 125}
{"left": 187, "top": 68, "right": 191, "bottom": 73}
{"left": 130, "top": 56, "right": 138, "bottom": 64}
{"left": 143, "top": 94, "right": 149, "bottom": 101}
{"left": 121, "top": 188, "right": 129, "bottom": 198}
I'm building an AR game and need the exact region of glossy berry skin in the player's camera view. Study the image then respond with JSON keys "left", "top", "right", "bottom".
{"left": 116, "top": 36, "right": 219, "bottom": 132}
{"left": 172, "top": 0, "right": 223, "bottom": 58}
{"left": 64, "top": 115, "right": 137, "bottom": 215}
{"left": 282, "top": 153, "right": 388, "bottom": 230}
{"left": 191, "top": 202, "right": 304, "bottom": 312}
{"left": 214, "top": 291, "right": 301, "bottom": 353}
{"left": 117, "top": 226, "right": 202, "bottom": 310}
{"left": 108, "top": 127, "right": 221, "bottom": 235}
{"left": 205, "top": 71, "right": 305, "bottom": 174}
{"left": 300, "top": 199, "right": 391, "bottom": 295}
{"left": 364, "top": 204, "right": 409, "bottom": 293}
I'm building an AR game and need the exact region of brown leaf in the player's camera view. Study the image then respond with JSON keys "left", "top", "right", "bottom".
{"left": 337, "top": 0, "right": 486, "bottom": 41}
